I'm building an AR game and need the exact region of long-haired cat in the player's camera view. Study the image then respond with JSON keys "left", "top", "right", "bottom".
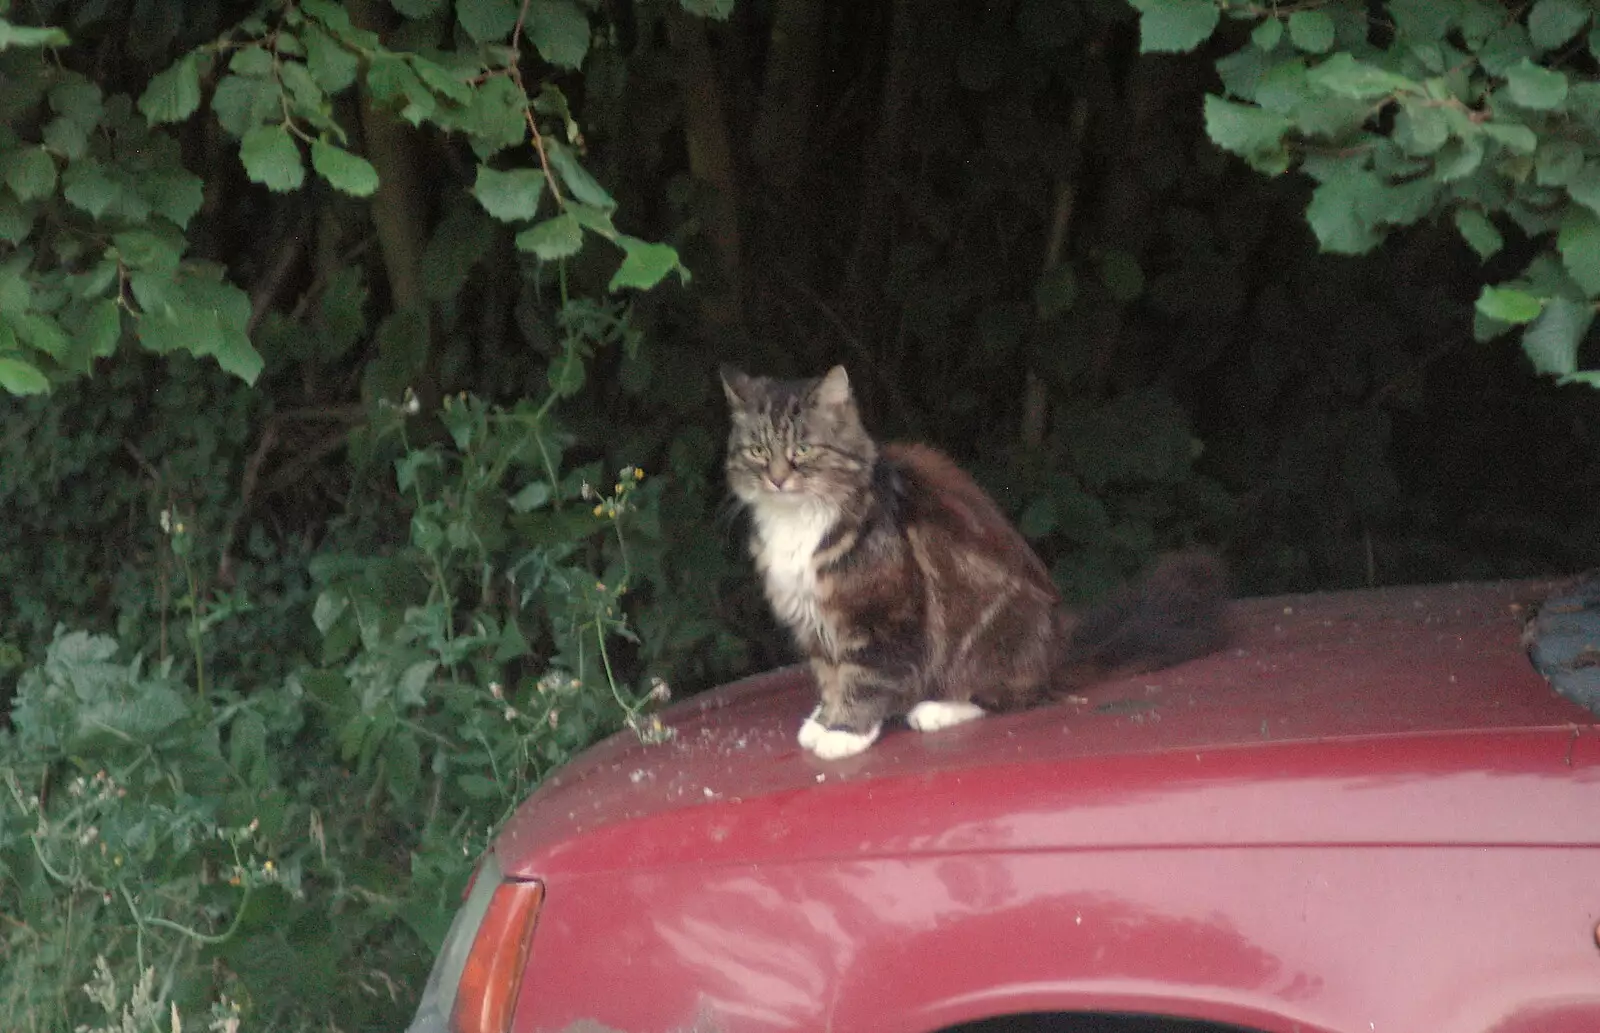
{"left": 722, "top": 365, "right": 1227, "bottom": 760}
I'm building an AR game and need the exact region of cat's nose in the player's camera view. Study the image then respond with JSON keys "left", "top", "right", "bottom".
{"left": 766, "top": 471, "right": 790, "bottom": 490}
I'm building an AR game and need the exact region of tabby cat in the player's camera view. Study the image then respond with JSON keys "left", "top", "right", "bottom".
{"left": 722, "top": 365, "right": 1226, "bottom": 759}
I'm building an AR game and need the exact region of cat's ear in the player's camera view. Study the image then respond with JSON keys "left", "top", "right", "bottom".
{"left": 719, "top": 365, "right": 756, "bottom": 409}
{"left": 813, "top": 365, "right": 853, "bottom": 409}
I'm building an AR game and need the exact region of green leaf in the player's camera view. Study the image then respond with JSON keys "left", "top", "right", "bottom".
{"left": 1527, "top": 0, "right": 1591, "bottom": 51}
{"left": 510, "top": 481, "right": 553, "bottom": 512}
{"left": 1287, "top": 10, "right": 1335, "bottom": 53}
{"left": 548, "top": 344, "right": 585, "bottom": 396}
{"left": 1127, "top": 0, "right": 1220, "bottom": 54}
{"left": 305, "top": 24, "right": 359, "bottom": 92}
{"left": 1569, "top": 161, "right": 1600, "bottom": 217}
{"left": 0, "top": 356, "right": 48, "bottom": 394}
{"left": 77, "top": 297, "right": 122, "bottom": 363}
{"left": 1203, "top": 95, "right": 1291, "bottom": 174}
{"left": 1251, "top": 19, "right": 1283, "bottom": 51}
{"left": 515, "top": 213, "right": 582, "bottom": 259}
{"left": 608, "top": 236, "right": 686, "bottom": 291}
{"left": 1521, "top": 297, "right": 1593, "bottom": 376}
{"left": 4, "top": 148, "right": 56, "bottom": 200}
{"left": 1394, "top": 99, "right": 1449, "bottom": 155}
{"left": 1481, "top": 120, "right": 1537, "bottom": 153}
{"left": 546, "top": 143, "right": 615, "bottom": 210}
{"left": 460, "top": 75, "right": 528, "bottom": 155}
{"left": 230, "top": 47, "right": 274, "bottom": 77}
{"left": 1503, "top": 58, "right": 1568, "bottom": 109}
{"left": 0, "top": 21, "right": 69, "bottom": 50}
{"left": 525, "top": 0, "right": 590, "bottom": 69}
{"left": 678, "top": 0, "right": 734, "bottom": 18}
{"left": 1307, "top": 53, "right": 1420, "bottom": 99}
{"left": 240, "top": 125, "right": 306, "bottom": 191}
{"left": 212, "top": 74, "right": 280, "bottom": 137}
{"left": 1389, "top": 0, "right": 1461, "bottom": 41}
{"left": 1558, "top": 207, "right": 1600, "bottom": 295}
{"left": 1535, "top": 139, "right": 1585, "bottom": 185}
{"left": 473, "top": 165, "right": 546, "bottom": 222}
{"left": 1453, "top": 209, "right": 1503, "bottom": 261}
{"left": 139, "top": 54, "right": 202, "bottom": 125}
{"left": 1475, "top": 285, "right": 1545, "bottom": 324}
{"left": 311, "top": 140, "right": 379, "bottom": 197}
{"left": 457, "top": 0, "right": 518, "bottom": 42}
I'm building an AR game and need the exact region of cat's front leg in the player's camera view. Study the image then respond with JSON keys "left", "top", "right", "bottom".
{"left": 799, "top": 660, "right": 886, "bottom": 759}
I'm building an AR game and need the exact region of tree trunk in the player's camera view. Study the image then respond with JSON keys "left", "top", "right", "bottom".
{"left": 668, "top": 7, "right": 746, "bottom": 337}
{"left": 347, "top": 0, "right": 435, "bottom": 403}
{"left": 750, "top": 0, "right": 823, "bottom": 197}
{"left": 840, "top": 0, "right": 919, "bottom": 345}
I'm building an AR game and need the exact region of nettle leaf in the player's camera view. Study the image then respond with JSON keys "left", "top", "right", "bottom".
{"left": 1287, "top": 10, "right": 1335, "bottom": 53}
{"left": 1127, "top": 0, "right": 1220, "bottom": 55}
{"left": 139, "top": 53, "right": 202, "bottom": 125}
{"left": 1203, "top": 95, "right": 1291, "bottom": 174}
{"left": 525, "top": 0, "right": 590, "bottom": 70}
{"left": 608, "top": 236, "right": 687, "bottom": 291}
{"left": 0, "top": 356, "right": 48, "bottom": 394}
{"left": 4, "top": 147, "right": 57, "bottom": 200}
{"left": 1503, "top": 58, "right": 1568, "bottom": 109}
{"left": 1521, "top": 296, "right": 1593, "bottom": 376}
{"left": 547, "top": 143, "right": 615, "bottom": 210}
{"left": 515, "top": 213, "right": 582, "bottom": 259}
{"left": 458, "top": 0, "right": 518, "bottom": 43}
{"left": 1527, "top": 0, "right": 1591, "bottom": 51}
{"left": 473, "top": 165, "right": 546, "bottom": 222}
{"left": 1558, "top": 207, "right": 1600, "bottom": 295}
{"left": 1475, "top": 285, "right": 1545, "bottom": 323}
{"left": 1307, "top": 53, "right": 1420, "bottom": 99}
{"left": 1308, "top": 167, "right": 1383, "bottom": 253}
{"left": 240, "top": 125, "right": 307, "bottom": 191}
{"left": 311, "top": 140, "right": 379, "bottom": 197}
{"left": 1453, "top": 208, "right": 1504, "bottom": 261}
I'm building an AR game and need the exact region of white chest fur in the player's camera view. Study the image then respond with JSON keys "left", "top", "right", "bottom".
{"left": 749, "top": 497, "right": 837, "bottom": 653}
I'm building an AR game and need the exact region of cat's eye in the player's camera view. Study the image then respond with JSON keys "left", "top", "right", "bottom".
{"left": 792, "top": 443, "right": 813, "bottom": 458}
{"left": 743, "top": 444, "right": 769, "bottom": 461}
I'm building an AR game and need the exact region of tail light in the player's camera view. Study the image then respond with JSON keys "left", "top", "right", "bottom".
{"left": 403, "top": 851, "right": 544, "bottom": 1033}
{"left": 451, "top": 879, "right": 544, "bottom": 1033}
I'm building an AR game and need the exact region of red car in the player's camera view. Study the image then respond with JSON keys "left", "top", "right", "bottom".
{"left": 405, "top": 578, "right": 1600, "bottom": 1033}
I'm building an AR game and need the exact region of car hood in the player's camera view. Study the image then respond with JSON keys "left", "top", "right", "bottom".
{"left": 496, "top": 578, "right": 1600, "bottom": 878}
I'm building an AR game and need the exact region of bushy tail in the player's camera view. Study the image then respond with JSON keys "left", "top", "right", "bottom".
{"left": 1056, "top": 549, "right": 1228, "bottom": 689}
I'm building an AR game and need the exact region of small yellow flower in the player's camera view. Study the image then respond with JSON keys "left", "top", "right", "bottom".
{"left": 264, "top": 860, "right": 275, "bottom": 873}
{"left": 593, "top": 504, "right": 604, "bottom": 517}
{"left": 633, "top": 468, "right": 644, "bottom": 481}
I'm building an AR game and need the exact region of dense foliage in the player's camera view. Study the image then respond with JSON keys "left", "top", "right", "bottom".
{"left": 1, "top": 0, "right": 1598, "bottom": 1030}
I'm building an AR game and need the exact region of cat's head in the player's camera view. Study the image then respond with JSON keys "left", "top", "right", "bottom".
{"left": 720, "top": 365, "right": 877, "bottom": 510}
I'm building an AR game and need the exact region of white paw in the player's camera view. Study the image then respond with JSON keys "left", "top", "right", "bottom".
{"left": 796, "top": 707, "right": 825, "bottom": 750}
{"left": 906, "top": 700, "right": 986, "bottom": 732}
{"left": 807, "top": 723, "right": 881, "bottom": 760}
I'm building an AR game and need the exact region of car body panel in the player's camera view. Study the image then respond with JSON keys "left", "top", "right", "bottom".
{"left": 485, "top": 579, "right": 1600, "bottom": 1033}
